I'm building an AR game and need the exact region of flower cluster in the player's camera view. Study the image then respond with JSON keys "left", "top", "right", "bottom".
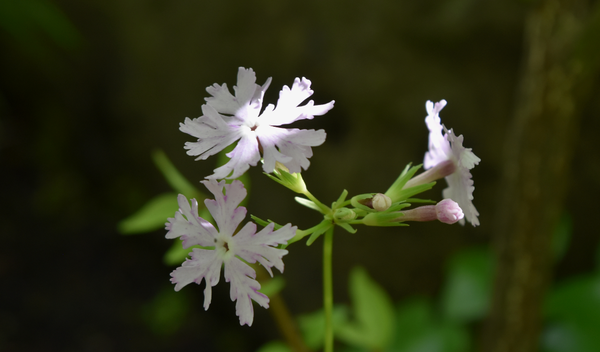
{"left": 180, "top": 67, "right": 335, "bottom": 180}
{"left": 166, "top": 179, "right": 296, "bottom": 326}
{"left": 163, "top": 67, "right": 481, "bottom": 329}
{"left": 423, "top": 100, "right": 480, "bottom": 226}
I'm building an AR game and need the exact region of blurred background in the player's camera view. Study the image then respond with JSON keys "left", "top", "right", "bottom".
{"left": 1, "top": 0, "right": 599, "bottom": 351}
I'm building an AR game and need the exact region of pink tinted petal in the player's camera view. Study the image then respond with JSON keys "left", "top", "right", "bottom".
{"left": 205, "top": 67, "right": 257, "bottom": 115}
{"left": 424, "top": 100, "right": 451, "bottom": 169}
{"left": 258, "top": 77, "right": 334, "bottom": 126}
{"left": 169, "top": 248, "right": 222, "bottom": 298}
{"left": 205, "top": 67, "right": 272, "bottom": 125}
{"left": 444, "top": 128, "right": 480, "bottom": 226}
{"left": 257, "top": 125, "right": 326, "bottom": 174}
{"left": 224, "top": 257, "right": 269, "bottom": 326}
{"left": 180, "top": 105, "right": 244, "bottom": 160}
{"left": 201, "top": 179, "right": 248, "bottom": 236}
{"left": 209, "top": 131, "right": 261, "bottom": 179}
{"left": 443, "top": 166, "right": 479, "bottom": 226}
{"left": 165, "top": 194, "right": 218, "bottom": 248}
{"left": 279, "top": 129, "right": 326, "bottom": 173}
{"left": 234, "top": 223, "right": 296, "bottom": 276}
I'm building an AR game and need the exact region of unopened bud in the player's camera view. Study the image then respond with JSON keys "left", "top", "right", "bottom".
{"left": 435, "top": 199, "right": 464, "bottom": 224}
{"left": 390, "top": 199, "right": 463, "bottom": 224}
{"left": 334, "top": 208, "right": 356, "bottom": 221}
{"left": 372, "top": 193, "right": 392, "bottom": 211}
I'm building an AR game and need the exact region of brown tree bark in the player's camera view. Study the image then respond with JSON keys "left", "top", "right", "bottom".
{"left": 481, "top": 0, "right": 599, "bottom": 351}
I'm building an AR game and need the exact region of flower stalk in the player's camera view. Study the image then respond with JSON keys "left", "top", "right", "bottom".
{"left": 323, "top": 226, "right": 334, "bottom": 352}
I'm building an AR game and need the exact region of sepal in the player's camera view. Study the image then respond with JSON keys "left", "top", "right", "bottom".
{"left": 264, "top": 162, "right": 308, "bottom": 194}
{"left": 385, "top": 164, "right": 422, "bottom": 202}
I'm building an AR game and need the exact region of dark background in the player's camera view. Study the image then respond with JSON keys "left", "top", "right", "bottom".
{"left": 1, "top": 0, "right": 599, "bottom": 351}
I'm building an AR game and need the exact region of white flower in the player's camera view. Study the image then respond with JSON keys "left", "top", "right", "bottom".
{"left": 165, "top": 179, "right": 296, "bottom": 326}
{"left": 424, "top": 100, "right": 481, "bottom": 226}
{"left": 180, "top": 67, "right": 335, "bottom": 179}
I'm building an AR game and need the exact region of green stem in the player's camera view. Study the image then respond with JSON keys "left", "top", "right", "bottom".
{"left": 304, "top": 190, "right": 331, "bottom": 214}
{"left": 323, "top": 226, "right": 334, "bottom": 352}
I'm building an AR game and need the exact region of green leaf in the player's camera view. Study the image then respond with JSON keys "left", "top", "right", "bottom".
{"left": 544, "top": 275, "right": 600, "bottom": 328}
{"left": 541, "top": 321, "right": 600, "bottom": 352}
{"left": 390, "top": 297, "right": 470, "bottom": 352}
{"left": 140, "top": 286, "right": 191, "bottom": 336}
{"left": 391, "top": 298, "right": 434, "bottom": 351}
{"left": 152, "top": 149, "right": 200, "bottom": 197}
{"left": 259, "top": 276, "right": 286, "bottom": 298}
{"left": 440, "top": 247, "right": 493, "bottom": 323}
{"left": 256, "top": 341, "right": 292, "bottom": 352}
{"left": 163, "top": 240, "right": 197, "bottom": 266}
{"left": 118, "top": 192, "right": 179, "bottom": 234}
{"left": 295, "top": 196, "right": 321, "bottom": 212}
{"left": 298, "top": 305, "right": 349, "bottom": 350}
{"left": 335, "top": 267, "right": 395, "bottom": 350}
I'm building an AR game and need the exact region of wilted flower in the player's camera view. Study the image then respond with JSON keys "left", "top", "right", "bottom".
{"left": 165, "top": 179, "right": 296, "bottom": 326}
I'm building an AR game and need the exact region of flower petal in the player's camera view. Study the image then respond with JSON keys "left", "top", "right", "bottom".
{"left": 169, "top": 248, "right": 223, "bottom": 307}
{"left": 422, "top": 100, "right": 480, "bottom": 226}
{"left": 201, "top": 179, "right": 248, "bottom": 236}
{"left": 258, "top": 77, "right": 335, "bottom": 126}
{"left": 257, "top": 125, "right": 326, "bottom": 174}
{"left": 424, "top": 100, "right": 451, "bottom": 169}
{"left": 209, "top": 130, "right": 261, "bottom": 179}
{"left": 180, "top": 104, "right": 244, "bottom": 160}
{"left": 205, "top": 67, "right": 268, "bottom": 119}
{"left": 233, "top": 222, "right": 296, "bottom": 276}
{"left": 443, "top": 128, "right": 480, "bottom": 226}
{"left": 165, "top": 194, "right": 218, "bottom": 248}
{"left": 224, "top": 256, "right": 269, "bottom": 326}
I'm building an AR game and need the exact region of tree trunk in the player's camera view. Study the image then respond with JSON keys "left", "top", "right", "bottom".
{"left": 481, "top": 0, "right": 599, "bottom": 351}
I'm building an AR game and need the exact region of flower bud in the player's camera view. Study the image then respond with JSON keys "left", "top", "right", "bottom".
{"left": 390, "top": 199, "right": 463, "bottom": 225}
{"left": 372, "top": 193, "right": 392, "bottom": 211}
{"left": 435, "top": 199, "right": 464, "bottom": 224}
{"left": 334, "top": 208, "right": 356, "bottom": 221}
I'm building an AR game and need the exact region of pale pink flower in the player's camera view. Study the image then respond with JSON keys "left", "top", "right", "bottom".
{"left": 180, "top": 67, "right": 335, "bottom": 179}
{"left": 165, "top": 179, "right": 296, "bottom": 326}
{"left": 424, "top": 100, "right": 480, "bottom": 226}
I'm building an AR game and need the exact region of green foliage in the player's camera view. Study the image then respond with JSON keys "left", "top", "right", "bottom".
{"left": 162, "top": 240, "right": 196, "bottom": 266}
{"left": 141, "top": 286, "right": 191, "bottom": 336}
{"left": 542, "top": 274, "right": 600, "bottom": 352}
{"left": 118, "top": 150, "right": 204, "bottom": 235}
{"left": 440, "top": 247, "right": 494, "bottom": 323}
{"left": 256, "top": 341, "right": 292, "bottom": 352}
{"left": 335, "top": 267, "right": 396, "bottom": 351}
{"left": 298, "top": 306, "right": 348, "bottom": 350}
{"left": 152, "top": 150, "right": 201, "bottom": 198}
{"left": 260, "top": 239, "right": 600, "bottom": 352}
{"left": 118, "top": 192, "right": 180, "bottom": 234}
{"left": 259, "top": 276, "right": 286, "bottom": 298}
{"left": 389, "top": 298, "right": 470, "bottom": 352}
